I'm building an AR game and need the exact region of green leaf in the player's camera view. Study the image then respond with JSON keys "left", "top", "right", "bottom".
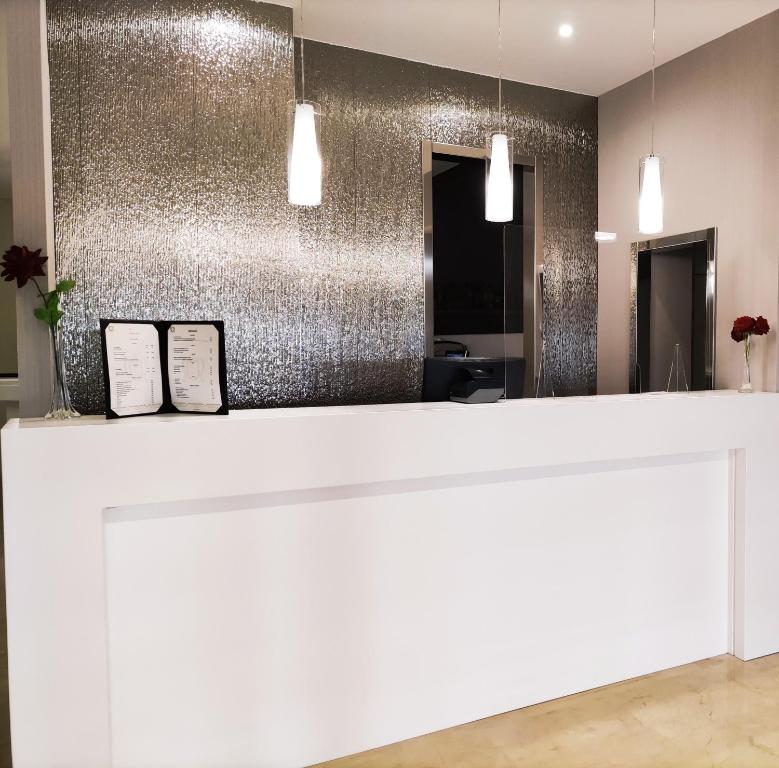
{"left": 44, "top": 291, "right": 60, "bottom": 310}
{"left": 56, "top": 279, "right": 76, "bottom": 293}
{"left": 33, "top": 306, "right": 64, "bottom": 328}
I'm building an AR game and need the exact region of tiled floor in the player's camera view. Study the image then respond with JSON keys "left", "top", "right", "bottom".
{"left": 314, "top": 653, "right": 779, "bottom": 767}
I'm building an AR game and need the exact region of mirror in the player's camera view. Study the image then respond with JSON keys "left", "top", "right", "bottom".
{"left": 421, "top": 141, "right": 541, "bottom": 401}
{"left": 629, "top": 229, "right": 716, "bottom": 393}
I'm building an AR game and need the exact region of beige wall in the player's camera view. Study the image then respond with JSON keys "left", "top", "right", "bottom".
{"left": 0, "top": 2, "right": 15, "bottom": 376}
{"left": 598, "top": 11, "right": 779, "bottom": 394}
{"left": 0, "top": 197, "right": 15, "bottom": 375}
{"left": 6, "top": 0, "right": 55, "bottom": 416}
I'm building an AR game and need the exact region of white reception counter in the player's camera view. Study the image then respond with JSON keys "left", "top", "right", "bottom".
{"left": 3, "top": 391, "right": 779, "bottom": 767}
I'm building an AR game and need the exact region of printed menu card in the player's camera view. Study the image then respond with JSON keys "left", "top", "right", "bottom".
{"left": 100, "top": 319, "right": 228, "bottom": 419}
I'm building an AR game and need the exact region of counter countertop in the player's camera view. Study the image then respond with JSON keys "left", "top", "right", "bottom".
{"left": 4, "top": 389, "right": 771, "bottom": 431}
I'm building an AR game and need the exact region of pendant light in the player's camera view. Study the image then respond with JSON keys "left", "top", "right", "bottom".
{"left": 288, "top": 0, "right": 322, "bottom": 207}
{"left": 638, "top": 0, "right": 663, "bottom": 234}
{"left": 485, "top": 0, "right": 514, "bottom": 223}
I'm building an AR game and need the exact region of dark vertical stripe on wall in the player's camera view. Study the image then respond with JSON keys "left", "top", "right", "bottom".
{"left": 47, "top": 0, "right": 597, "bottom": 412}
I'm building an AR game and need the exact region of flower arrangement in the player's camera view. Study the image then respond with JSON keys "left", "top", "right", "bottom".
{"left": 730, "top": 315, "right": 769, "bottom": 342}
{"left": 1, "top": 245, "right": 79, "bottom": 418}
{"left": 1, "top": 245, "right": 75, "bottom": 327}
{"left": 731, "top": 315, "right": 770, "bottom": 393}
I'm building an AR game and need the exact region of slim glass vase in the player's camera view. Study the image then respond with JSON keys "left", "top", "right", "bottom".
{"left": 666, "top": 343, "right": 689, "bottom": 392}
{"left": 739, "top": 334, "right": 753, "bottom": 393}
{"left": 46, "top": 326, "right": 80, "bottom": 419}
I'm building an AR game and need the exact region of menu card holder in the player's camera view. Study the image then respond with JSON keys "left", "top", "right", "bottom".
{"left": 100, "top": 319, "right": 228, "bottom": 419}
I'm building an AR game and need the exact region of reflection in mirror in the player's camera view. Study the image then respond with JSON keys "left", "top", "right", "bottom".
{"left": 422, "top": 141, "right": 541, "bottom": 402}
{"left": 630, "top": 229, "right": 716, "bottom": 393}
{"left": 431, "top": 151, "right": 518, "bottom": 352}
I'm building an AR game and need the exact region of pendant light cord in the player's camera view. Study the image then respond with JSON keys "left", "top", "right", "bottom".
{"left": 650, "top": 0, "right": 656, "bottom": 155}
{"left": 497, "top": 0, "right": 503, "bottom": 132}
{"left": 300, "top": 0, "right": 306, "bottom": 101}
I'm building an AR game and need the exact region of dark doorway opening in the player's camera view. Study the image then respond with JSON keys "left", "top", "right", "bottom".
{"left": 635, "top": 239, "right": 711, "bottom": 392}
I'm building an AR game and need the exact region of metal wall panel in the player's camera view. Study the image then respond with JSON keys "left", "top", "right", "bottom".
{"left": 47, "top": 0, "right": 597, "bottom": 412}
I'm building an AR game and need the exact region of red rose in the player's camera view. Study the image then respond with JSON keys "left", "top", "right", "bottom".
{"left": 731, "top": 316, "right": 755, "bottom": 342}
{"left": 733, "top": 316, "right": 755, "bottom": 334}
{"left": 754, "top": 316, "right": 770, "bottom": 336}
{"left": 0, "top": 245, "right": 47, "bottom": 288}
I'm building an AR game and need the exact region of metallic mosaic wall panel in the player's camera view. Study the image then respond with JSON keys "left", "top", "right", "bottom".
{"left": 47, "top": 0, "right": 597, "bottom": 412}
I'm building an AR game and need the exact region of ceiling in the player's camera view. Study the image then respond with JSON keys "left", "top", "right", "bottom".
{"left": 268, "top": 0, "right": 779, "bottom": 96}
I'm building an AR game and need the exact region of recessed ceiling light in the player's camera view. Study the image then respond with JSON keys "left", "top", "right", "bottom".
{"left": 558, "top": 23, "right": 574, "bottom": 39}
{"left": 595, "top": 231, "right": 618, "bottom": 242}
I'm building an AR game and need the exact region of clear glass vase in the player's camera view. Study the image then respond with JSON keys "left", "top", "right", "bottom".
{"left": 46, "top": 326, "right": 80, "bottom": 419}
{"left": 535, "top": 340, "right": 555, "bottom": 398}
{"left": 666, "top": 343, "right": 689, "bottom": 392}
{"left": 739, "top": 335, "right": 753, "bottom": 394}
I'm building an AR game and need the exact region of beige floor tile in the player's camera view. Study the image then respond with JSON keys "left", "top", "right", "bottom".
{"left": 313, "top": 654, "right": 779, "bottom": 768}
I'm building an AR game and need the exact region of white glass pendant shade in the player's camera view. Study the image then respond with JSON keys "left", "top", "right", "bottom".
{"left": 288, "top": 100, "right": 322, "bottom": 207}
{"left": 638, "top": 154, "right": 664, "bottom": 235}
{"left": 485, "top": 132, "right": 514, "bottom": 223}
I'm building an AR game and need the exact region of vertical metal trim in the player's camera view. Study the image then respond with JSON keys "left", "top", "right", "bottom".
{"left": 422, "top": 140, "right": 435, "bottom": 358}
{"left": 629, "top": 239, "right": 645, "bottom": 394}
{"left": 706, "top": 227, "right": 718, "bottom": 389}
{"left": 533, "top": 157, "right": 545, "bottom": 397}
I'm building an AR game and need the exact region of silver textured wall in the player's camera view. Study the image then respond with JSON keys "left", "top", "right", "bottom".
{"left": 47, "top": 0, "right": 597, "bottom": 412}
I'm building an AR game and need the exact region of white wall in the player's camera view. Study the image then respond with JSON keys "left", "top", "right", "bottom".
{"left": 598, "top": 11, "right": 779, "bottom": 393}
